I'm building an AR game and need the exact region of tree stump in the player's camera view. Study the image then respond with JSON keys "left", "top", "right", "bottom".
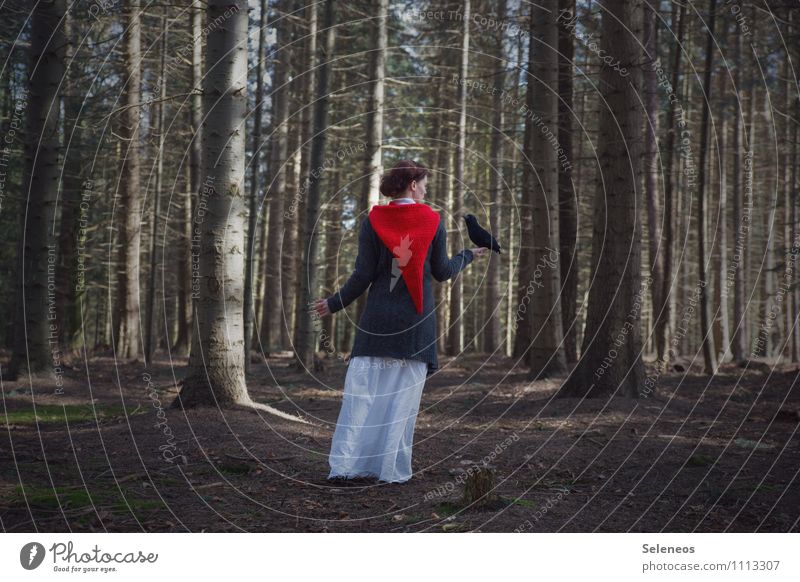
{"left": 461, "top": 466, "right": 498, "bottom": 508}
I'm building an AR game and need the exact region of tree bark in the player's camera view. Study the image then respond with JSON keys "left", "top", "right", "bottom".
{"left": 447, "top": 0, "right": 470, "bottom": 356}
{"left": 264, "top": 0, "right": 290, "bottom": 354}
{"left": 713, "top": 23, "right": 731, "bottom": 363}
{"left": 696, "top": 0, "right": 718, "bottom": 374}
{"left": 731, "top": 20, "right": 747, "bottom": 363}
{"left": 174, "top": 0, "right": 203, "bottom": 356}
{"left": 658, "top": 0, "right": 686, "bottom": 368}
{"left": 527, "top": 0, "right": 567, "bottom": 379}
{"left": 790, "top": 9, "right": 800, "bottom": 363}
{"left": 55, "top": 6, "right": 82, "bottom": 355}
{"left": 294, "top": 0, "right": 335, "bottom": 371}
{"left": 9, "top": 0, "right": 66, "bottom": 380}
{"left": 512, "top": 123, "right": 534, "bottom": 360}
{"left": 116, "top": 0, "right": 143, "bottom": 360}
{"left": 286, "top": 0, "right": 313, "bottom": 349}
{"left": 781, "top": 19, "right": 794, "bottom": 362}
{"left": 485, "top": 0, "right": 505, "bottom": 354}
{"left": 361, "top": 0, "right": 386, "bottom": 213}
{"left": 556, "top": 0, "right": 644, "bottom": 399}
{"left": 173, "top": 0, "right": 251, "bottom": 408}
{"left": 557, "top": 0, "right": 577, "bottom": 364}
{"left": 145, "top": 7, "right": 168, "bottom": 363}
{"left": 643, "top": 0, "right": 665, "bottom": 366}
{"left": 354, "top": 0, "right": 388, "bottom": 324}
{"left": 244, "top": 0, "right": 269, "bottom": 371}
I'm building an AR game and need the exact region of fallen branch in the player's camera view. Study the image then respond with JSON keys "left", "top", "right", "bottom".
{"left": 234, "top": 397, "right": 313, "bottom": 425}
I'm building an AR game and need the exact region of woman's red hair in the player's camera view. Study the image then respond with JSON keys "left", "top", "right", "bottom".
{"left": 379, "top": 159, "right": 429, "bottom": 198}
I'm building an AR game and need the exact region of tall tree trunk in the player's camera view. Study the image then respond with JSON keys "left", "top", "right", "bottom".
{"left": 557, "top": 0, "right": 577, "bottom": 364}
{"left": 508, "top": 30, "right": 525, "bottom": 357}
{"left": 761, "top": 94, "right": 777, "bottom": 358}
{"left": 145, "top": 7, "right": 168, "bottom": 363}
{"left": 361, "top": 0, "right": 386, "bottom": 213}
{"left": 658, "top": 0, "right": 686, "bottom": 368}
{"left": 174, "top": 0, "right": 203, "bottom": 356}
{"left": 731, "top": 21, "right": 747, "bottom": 363}
{"left": 781, "top": 25, "right": 794, "bottom": 362}
{"left": 354, "top": 0, "right": 387, "bottom": 323}
{"left": 176, "top": 160, "right": 193, "bottom": 355}
{"left": 696, "top": 0, "right": 718, "bottom": 375}
{"left": 254, "top": 164, "right": 271, "bottom": 343}
{"left": 485, "top": 0, "right": 506, "bottom": 354}
{"left": 434, "top": 74, "right": 450, "bottom": 356}
{"left": 447, "top": 0, "right": 470, "bottom": 356}
{"left": 557, "top": 0, "right": 644, "bottom": 398}
{"left": 264, "top": 0, "right": 290, "bottom": 354}
{"left": 8, "top": 0, "right": 66, "bottom": 380}
{"left": 56, "top": 6, "right": 82, "bottom": 354}
{"left": 287, "top": 0, "right": 314, "bottom": 348}
{"left": 244, "top": 0, "right": 269, "bottom": 371}
{"left": 322, "top": 170, "right": 343, "bottom": 353}
{"left": 643, "top": 0, "right": 664, "bottom": 366}
{"left": 713, "top": 24, "right": 731, "bottom": 363}
{"left": 744, "top": 42, "right": 757, "bottom": 357}
{"left": 512, "top": 127, "right": 534, "bottom": 359}
{"left": 295, "top": 0, "right": 335, "bottom": 370}
{"left": 116, "top": 0, "right": 143, "bottom": 360}
{"left": 527, "top": 0, "right": 567, "bottom": 379}
{"left": 173, "top": 0, "right": 251, "bottom": 408}
{"left": 791, "top": 10, "right": 800, "bottom": 363}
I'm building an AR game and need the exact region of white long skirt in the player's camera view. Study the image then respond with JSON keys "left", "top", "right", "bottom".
{"left": 328, "top": 355, "right": 428, "bottom": 483}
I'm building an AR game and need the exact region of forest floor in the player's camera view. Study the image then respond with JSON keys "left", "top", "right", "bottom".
{"left": 1, "top": 351, "right": 798, "bottom": 533}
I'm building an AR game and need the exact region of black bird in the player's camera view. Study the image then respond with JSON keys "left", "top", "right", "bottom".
{"left": 464, "top": 214, "right": 502, "bottom": 254}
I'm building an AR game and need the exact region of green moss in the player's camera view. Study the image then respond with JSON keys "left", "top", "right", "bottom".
{"left": 687, "top": 454, "right": 714, "bottom": 467}
{"left": 435, "top": 501, "right": 462, "bottom": 516}
{"left": 1, "top": 404, "right": 146, "bottom": 426}
{"left": 2, "top": 485, "right": 93, "bottom": 509}
{"left": 511, "top": 498, "right": 537, "bottom": 508}
{"left": 2, "top": 484, "right": 164, "bottom": 516}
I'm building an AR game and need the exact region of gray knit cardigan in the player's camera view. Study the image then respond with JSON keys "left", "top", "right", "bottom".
{"left": 326, "top": 210, "right": 474, "bottom": 375}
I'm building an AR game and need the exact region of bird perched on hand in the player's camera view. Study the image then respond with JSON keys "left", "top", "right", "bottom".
{"left": 464, "top": 214, "right": 502, "bottom": 254}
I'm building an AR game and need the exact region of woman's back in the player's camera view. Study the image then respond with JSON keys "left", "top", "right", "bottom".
{"left": 328, "top": 203, "right": 475, "bottom": 375}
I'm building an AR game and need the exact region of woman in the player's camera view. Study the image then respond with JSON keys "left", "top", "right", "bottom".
{"left": 311, "top": 159, "right": 488, "bottom": 485}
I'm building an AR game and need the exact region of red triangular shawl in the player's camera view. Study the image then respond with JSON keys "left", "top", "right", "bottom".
{"left": 368, "top": 202, "right": 441, "bottom": 314}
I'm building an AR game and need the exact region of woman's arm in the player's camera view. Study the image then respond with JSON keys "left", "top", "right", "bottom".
{"left": 430, "top": 220, "right": 475, "bottom": 282}
{"left": 325, "top": 217, "right": 379, "bottom": 314}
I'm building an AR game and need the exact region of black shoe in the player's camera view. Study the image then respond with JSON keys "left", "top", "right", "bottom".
{"left": 326, "top": 475, "right": 376, "bottom": 487}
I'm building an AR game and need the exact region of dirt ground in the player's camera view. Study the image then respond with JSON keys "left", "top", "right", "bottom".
{"left": 1, "top": 352, "right": 798, "bottom": 532}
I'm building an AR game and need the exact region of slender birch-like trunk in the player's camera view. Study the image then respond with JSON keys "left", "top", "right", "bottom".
{"left": 447, "top": 0, "right": 470, "bottom": 356}
{"left": 116, "top": 0, "right": 143, "bottom": 360}
{"left": 244, "top": 0, "right": 269, "bottom": 371}
{"left": 485, "top": 0, "right": 506, "bottom": 354}
{"left": 264, "top": 0, "right": 290, "bottom": 354}
{"left": 295, "top": 0, "right": 335, "bottom": 370}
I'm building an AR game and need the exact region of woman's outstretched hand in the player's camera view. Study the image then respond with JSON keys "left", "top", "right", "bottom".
{"left": 310, "top": 298, "right": 331, "bottom": 317}
{"left": 470, "top": 247, "right": 490, "bottom": 257}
